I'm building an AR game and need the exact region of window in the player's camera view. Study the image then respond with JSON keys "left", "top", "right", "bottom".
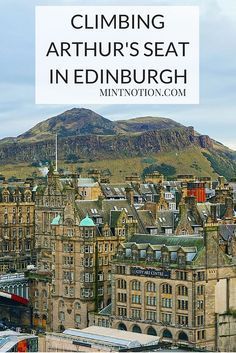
{"left": 2, "top": 243, "right": 9, "bottom": 252}
{"left": 84, "top": 229, "right": 93, "bottom": 238}
{"left": 197, "top": 330, "right": 205, "bottom": 340}
{"left": 116, "top": 266, "right": 126, "bottom": 275}
{"left": 131, "top": 280, "right": 141, "bottom": 291}
{"left": 42, "top": 290, "right": 47, "bottom": 298}
{"left": 197, "top": 315, "right": 204, "bottom": 326}
{"left": 117, "top": 279, "right": 126, "bottom": 289}
{"left": 197, "top": 300, "right": 204, "bottom": 310}
{"left": 162, "top": 252, "right": 169, "bottom": 263}
{"left": 63, "top": 271, "right": 74, "bottom": 282}
{"left": 63, "top": 243, "right": 74, "bottom": 252}
{"left": 67, "top": 229, "right": 74, "bottom": 237}
{"left": 118, "top": 292, "right": 127, "bottom": 302}
{"left": 98, "top": 288, "right": 104, "bottom": 296}
{"left": 197, "top": 285, "right": 204, "bottom": 295}
{"left": 84, "top": 273, "right": 94, "bottom": 283}
{"left": 98, "top": 272, "right": 104, "bottom": 281}
{"left": 84, "top": 245, "right": 93, "bottom": 253}
{"left": 161, "top": 283, "right": 172, "bottom": 294}
{"left": 63, "top": 256, "right": 74, "bottom": 265}
{"left": 177, "top": 315, "right": 188, "bottom": 326}
{"left": 98, "top": 244, "right": 103, "bottom": 252}
{"left": 178, "top": 300, "right": 188, "bottom": 310}
{"left": 146, "top": 296, "right": 156, "bottom": 306}
{"left": 83, "top": 257, "right": 93, "bottom": 267}
{"left": 146, "top": 311, "right": 156, "bottom": 321}
{"left": 117, "top": 307, "right": 127, "bottom": 317}
{"left": 131, "top": 309, "right": 141, "bottom": 320}
{"left": 75, "top": 314, "right": 81, "bottom": 323}
{"left": 131, "top": 294, "right": 141, "bottom": 304}
{"left": 197, "top": 271, "right": 205, "bottom": 281}
{"left": 162, "top": 313, "right": 172, "bottom": 324}
{"left": 162, "top": 298, "right": 172, "bottom": 308}
{"left": 146, "top": 282, "right": 156, "bottom": 292}
{"left": 178, "top": 255, "right": 186, "bottom": 265}
{"left": 59, "top": 311, "right": 65, "bottom": 321}
{"left": 81, "top": 288, "right": 93, "bottom": 298}
{"left": 177, "top": 285, "right": 188, "bottom": 296}
{"left": 176, "top": 271, "right": 188, "bottom": 280}
{"left": 4, "top": 215, "right": 8, "bottom": 225}
{"left": 75, "top": 302, "right": 80, "bottom": 310}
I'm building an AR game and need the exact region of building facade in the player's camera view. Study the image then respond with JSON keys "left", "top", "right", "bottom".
{"left": 108, "top": 224, "right": 236, "bottom": 351}
{"left": 0, "top": 182, "right": 35, "bottom": 273}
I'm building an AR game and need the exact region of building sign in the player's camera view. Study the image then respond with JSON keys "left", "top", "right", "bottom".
{"left": 130, "top": 267, "right": 171, "bottom": 278}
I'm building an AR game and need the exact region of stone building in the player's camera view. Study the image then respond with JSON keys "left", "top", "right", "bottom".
{"left": 105, "top": 224, "right": 236, "bottom": 351}
{"left": 0, "top": 181, "right": 36, "bottom": 273}
{"left": 32, "top": 168, "right": 149, "bottom": 332}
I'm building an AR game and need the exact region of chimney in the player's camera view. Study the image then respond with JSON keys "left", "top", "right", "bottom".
{"left": 224, "top": 197, "right": 234, "bottom": 220}
{"left": 210, "top": 204, "right": 217, "bottom": 223}
{"left": 185, "top": 195, "right": 196, "bottom": 208}
{"left": 125, "top": 186, "right": 134, "bottom": 206}
{"left": 98, "top": 194, "right": 105, "bottom": 210}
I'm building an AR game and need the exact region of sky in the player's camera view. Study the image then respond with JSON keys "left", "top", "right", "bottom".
{"left": 0, "top": 0, "right": 235, "bottom": 149}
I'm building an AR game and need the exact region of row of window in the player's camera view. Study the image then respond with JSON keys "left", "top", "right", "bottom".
{"left": 116, "top": 307, "right": 205, "bottom": 327}
{"left": 117, "top": 279, "right": 204, "bottom": 295}
{"left": 1, "top": 241, "right": 31, "bottom": 252}
{"left": 0, "top": 227, "right": 32, "bottom": 237}
{"left": 118, "top": 294, "right": 191, "bottom": 311}
{"left": 1, "top": 195, "right": 32, "bottom": 203}
{"left": 120, "top": 249, "right": 189, "bottom": 265}
{"left": 58, "top": 311, "right": 81, "bottom": 323}
{"left": 2, "top": 215, "right": 31, "bottom": 224}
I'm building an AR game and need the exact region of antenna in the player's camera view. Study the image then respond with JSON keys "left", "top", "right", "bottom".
{"left": 55, "top": 133, "right": 58, "bottom": 172}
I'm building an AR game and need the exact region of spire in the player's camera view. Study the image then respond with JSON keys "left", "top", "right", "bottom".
{"left": 55, "top": 133, "right": 58, "bottom": 172}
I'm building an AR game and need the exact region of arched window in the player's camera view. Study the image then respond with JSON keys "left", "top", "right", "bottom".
{"left": 177, "top": 285, "right": 188, "bottom": 296}
{"left": 132, "top": 325, "right": 142, "bottom": 333}
{"left": 163, "top": 329, "right": 172, "bottom": 339}
{"left": 178, "top": 331, "right": 188, "bottom": 341}
{"left": 75, "top": 302, "right": 81, "bottom": 310}
{"left": 161, "top": 283, "right": 172, "bottom": 294}
{"left": 146, "top": 282, "right": 156, "bottom": 292}
{"left": 59, "top": 300, "right": 64, "bottom": 308}
{"left": 131, "top": 280, "right": 141, "bottom": 291}
{"left": 147, "top": 326, "right": 157, "bottom": 336}
{"left": 42, "top": 289, "right": 48, "bottom": 298}
{"left": 118, "top": 322, "right": 127, "bottom": 331}
{"left": 58, "top": 311, "right": 65, "bottom": 321}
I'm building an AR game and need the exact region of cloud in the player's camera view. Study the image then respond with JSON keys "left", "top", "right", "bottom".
{"left": 0, "top": 0, "right": 235, "bottom": 150}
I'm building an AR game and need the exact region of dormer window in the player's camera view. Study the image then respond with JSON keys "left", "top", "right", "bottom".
{"left": 178, "top": 254, "right": 186, "bottom": 266}
{"left": 125, "top": 248, "right": 131, "bottom": 258}
{"left": 132, "top": 249, "right": 138, "bottom": 260}
{"left": 147, "top": 253, "right": 153, "bottom": 262}
{"left": 140, "top": 250, "right": 146, "bottom": 258}
{"left": 162, "top": 252, "right": 169, "bottom": 264}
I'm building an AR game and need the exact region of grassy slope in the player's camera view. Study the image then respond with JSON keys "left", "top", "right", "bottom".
{"left": 0, "top": 147, "right": 218, "bottom": 182}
